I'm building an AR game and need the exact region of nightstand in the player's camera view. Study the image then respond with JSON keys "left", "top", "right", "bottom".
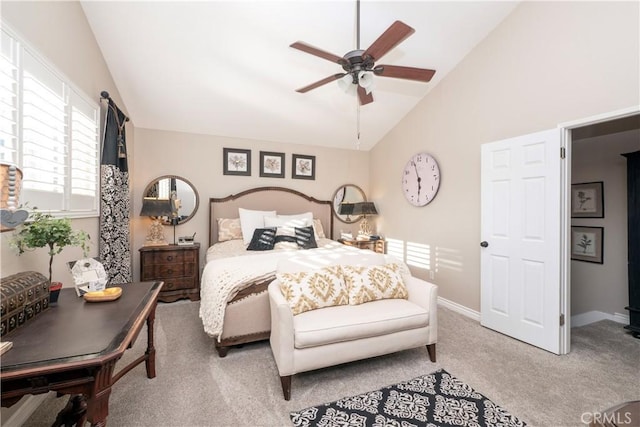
{"left": 139, "top": 243, "right": 200, "bottom": 303}
{"left": 338, "top": 238, "right": 386, "bottom": 254}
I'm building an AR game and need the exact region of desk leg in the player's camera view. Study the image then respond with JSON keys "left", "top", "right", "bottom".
{"left": 145, "top": 302, "right": 157, "bottom": 379}
{"left": 86, "top": 360, "right": 117, "bottom": 427}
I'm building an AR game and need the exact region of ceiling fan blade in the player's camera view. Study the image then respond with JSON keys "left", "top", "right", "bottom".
{"left": 290, "top": 41, "right": 346, "bottom": 65}
{"left": 373, "top": 65, "right": 436, "bottom": 82}
{"left": 357, "top": 86, "right": 374, "bottom": 105}
{"left": 363, "top": 21, "right": 415, "bottom": 62}
{"left": 296, "top": 74, "right": 346, "bottom": 93}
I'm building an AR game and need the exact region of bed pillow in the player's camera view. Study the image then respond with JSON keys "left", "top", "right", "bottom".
{"left": 216, "top": 218, "right": 243, "bottom": 242}
{"left": 295, "top": 226, "right": 318, "bottom": 249}
{"left": 239, "top": 208, "right": 276, "bottom": 245}
{"left": 246, "top": 227, "right": 277, "bottom": 251}
{"left": 277, "top": 265, "right": 348, "bottom": 315}
{"left": 342, "top": 263, "right": 408, "bottom": 305}
{"left": 312, "top": 218, "right": 326, "bottom": 239}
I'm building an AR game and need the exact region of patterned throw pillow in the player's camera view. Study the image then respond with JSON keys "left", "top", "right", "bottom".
{"left": 277, "top": 265, "right": 348, "bottom": 315}
{"left": 217, "top": 218, "right": 243, "bottom": 242}
{"left": 312, "top": 219, "right": 326, "bottom": 239}
{"left": 342, "top": 263, "right": 409, "bottom": 305}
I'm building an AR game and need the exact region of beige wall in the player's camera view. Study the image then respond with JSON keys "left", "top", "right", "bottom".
{"left": 0, "top": 1, "right": 128, "bottom": 287}
{"left": 370, "top": 1, "right": 640, "bottom": 311}
{"left": 571, "top": 130, "right": 640, "bottom": 316}
{"left": 131, "top": 128, "right": 369, "bottom": 280}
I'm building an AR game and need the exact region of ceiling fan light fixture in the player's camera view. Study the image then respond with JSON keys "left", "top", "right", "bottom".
{"left": 337, "top": 73, "right": 356, "bottom": 94}
{"left": 358, "top": 71, "right": 374, "bottom": 94}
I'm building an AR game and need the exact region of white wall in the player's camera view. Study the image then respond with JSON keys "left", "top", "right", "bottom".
{"left": 370, "top": 1, "right": 640, "bottom": 311}
{"left": 131, "top": 127, "right": 370, "bottom": 280}
{"left": 571, "top": 130, "right": 640, "bottom": 317}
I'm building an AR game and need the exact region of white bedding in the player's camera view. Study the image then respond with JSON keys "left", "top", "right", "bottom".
{"left": 199, "top": 239, "right": 394, "bottom": 340}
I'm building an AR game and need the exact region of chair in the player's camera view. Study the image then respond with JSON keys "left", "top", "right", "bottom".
{"left": 268, "top": 255, "right": 437, "bottom": 400}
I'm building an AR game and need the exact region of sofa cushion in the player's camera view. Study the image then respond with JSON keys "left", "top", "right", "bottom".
{"left": 293, "top": 298, "right": 429, "bottom": 349}
{"left": 277, "top": 266, "right": 349, "bottom": 315}
{"left": 343, "top": 263, "right": 408, "bottom": 305}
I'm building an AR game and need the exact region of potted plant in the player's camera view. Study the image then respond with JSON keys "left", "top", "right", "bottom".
{"left": 10, "top": 210, "right": 90, "bottom": 302}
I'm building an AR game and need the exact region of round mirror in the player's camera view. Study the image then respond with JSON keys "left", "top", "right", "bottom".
{"left": 332, "top": 184, "right": 366, "bottom": 224}
{"left": 143, "top": 175, "right": 199, "bottom": 225}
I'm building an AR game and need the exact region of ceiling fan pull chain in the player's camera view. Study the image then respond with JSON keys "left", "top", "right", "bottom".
{"left": 356, "top": 100, "right": 361, "bottom": 149}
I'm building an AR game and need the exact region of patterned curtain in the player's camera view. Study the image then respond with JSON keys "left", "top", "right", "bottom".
{"left": 100, "top": 97, "right": 131, "bottom": 284}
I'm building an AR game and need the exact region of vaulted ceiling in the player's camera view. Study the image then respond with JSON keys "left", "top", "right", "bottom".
{"left": 81, "top": 1, "right": 518, "bottom": 151}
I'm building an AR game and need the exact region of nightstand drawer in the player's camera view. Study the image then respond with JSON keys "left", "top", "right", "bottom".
{"left": 141, "top": 250, "right": 195, "bottom": 265}
{"left": 160, "top": 277, "right": 196, "bottom": 291}
{"left": 142, "top": 263, "right": 195, "bottom": 279}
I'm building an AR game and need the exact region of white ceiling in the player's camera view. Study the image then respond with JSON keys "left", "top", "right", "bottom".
{"left": 81, "top": 1, "right": 518, "bottom": 151}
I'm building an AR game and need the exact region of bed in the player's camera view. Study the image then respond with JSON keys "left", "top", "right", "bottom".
{"left": 200, "top": 186, "right": 335, "bottom": 357}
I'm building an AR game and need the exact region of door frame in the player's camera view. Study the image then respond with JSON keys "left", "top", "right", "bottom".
{"left": 558, "top": 105, "right": 640, "bottom": 354}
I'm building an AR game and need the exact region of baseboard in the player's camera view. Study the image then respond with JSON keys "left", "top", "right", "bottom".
{"left": 2, "top": 393, "right": 52, "bottom": 427}
{"left": 437, "top": 296, "right": 480, "bottom": 322}
{"left": 571, "top": 310, "right": 630, "bottom": 328}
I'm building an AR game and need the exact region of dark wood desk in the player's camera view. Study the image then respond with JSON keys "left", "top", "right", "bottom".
{"left": 1, "top": 281, "right": 163, "bottom": 427}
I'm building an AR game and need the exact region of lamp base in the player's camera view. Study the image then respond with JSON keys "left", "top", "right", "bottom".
{"left": 145, "top": 219, "right": 168, "bottom": 246}
{"left": 359, "top": 217, "right": 373, "bottom": 236}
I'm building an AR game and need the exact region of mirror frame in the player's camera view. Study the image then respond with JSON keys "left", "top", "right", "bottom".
{"left": 332, "top": 184, "right": 367, "bottom": 224}
{"left": 143, "top": 175, "right": 199, "bottom": 225}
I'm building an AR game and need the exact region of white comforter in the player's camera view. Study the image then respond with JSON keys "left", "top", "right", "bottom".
{"left": 199, "top": 239, "right": 384, "bottom": 340}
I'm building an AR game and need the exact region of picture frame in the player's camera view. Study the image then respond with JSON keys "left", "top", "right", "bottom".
{"left": 223, "top": 148, "right": 251, "bottom": 176}
{"left": 292, "top": 154, "right": 315, "bottom": 180}
{"left": 571, "top": 226, "right": 604, "bottom": 264}
{"left": 571, "top": 181, "right": 604, "bottom": 218}
{"left": 259, "top": 151, "right": 285, "bottom": 178}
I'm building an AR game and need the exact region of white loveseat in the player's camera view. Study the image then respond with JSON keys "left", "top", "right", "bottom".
{"left": 268, "top": 253, "right": 437, "bottom": 400}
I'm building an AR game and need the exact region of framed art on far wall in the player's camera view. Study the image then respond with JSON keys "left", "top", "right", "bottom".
{"left": 259, "top": 151, "right": 285, "bottom": 178}
{"left": 292, "top": 154, "right": 315, "bottom": 180}
{"left": 571, "top": 181, "right": 604, "bottom": 218}
{"left": 571, "top": 226, "right": 604, "bottom": 264}
{"left": 223, "top": 148, "right": 251, "bottom": 176}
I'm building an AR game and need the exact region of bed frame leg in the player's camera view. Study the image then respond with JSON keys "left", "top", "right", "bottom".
{"left": 426, "top": 343, "right": 436, "bottom": 363}
{"left": 280, "top": 375, "right": 292, "bottom": 401}
{"left": 215, "top": 345, "right": 229, "bottom": 358}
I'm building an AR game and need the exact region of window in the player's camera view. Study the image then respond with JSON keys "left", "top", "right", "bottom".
{"left": 1, "top": 25, "right": 100, "bottom": 216}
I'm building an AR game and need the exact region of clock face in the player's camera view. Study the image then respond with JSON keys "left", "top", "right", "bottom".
{"left": 402, "top": 152, "right": 440, "bottom": 206}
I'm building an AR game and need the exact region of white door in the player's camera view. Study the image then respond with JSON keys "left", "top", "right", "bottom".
{"left": 480, "top": 129, "right": 564, "bottom": 354}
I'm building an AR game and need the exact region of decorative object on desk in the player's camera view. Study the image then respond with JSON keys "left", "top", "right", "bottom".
{"left": 332, "top": 184, "right": 366, "bottom": 223}
{"left": 49, "top": 281, "right": 62, "bottom": 304}
{"left": 259, "top": 151, "right": 285, "bottom": 178}
{"left": 178, "top": 232, "right": 196, "bottom": 246}
{"left": 9, "top": 209, "right": 90, "bottom": 287}
{"left": 0, "top": 271, "right": 50, "bottom": 337}
{"left": 140, "top": 197, "right": 173, "bottom": 246}
{"left": 0, "top": 162, "right": 28, "bottom": 232}
{"left": 68, "top": 257, "right": 108, "bottom": 296}
{"left": 402, "top": 152, "right": 440, "bottom": 206}
{"left": 83, "top": 286, "right": 122, "bottom": 303}
{"left": 292, "top": 154, "right": 315, "bottom": 180}
{"left": 352, "top": 201, "right": 378, "bottom": 236}
{"left": 223, "top": 148, "right": 251, "bottom": 176}
{"left": 571, "top": 181, "right": 604, "bottom": 218}
{"left": 571, "top": 226, "right": 604, "bottom": 264}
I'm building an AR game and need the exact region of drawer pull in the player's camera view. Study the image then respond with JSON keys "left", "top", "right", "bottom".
{"left": 167, "top": 255, "right": 173, "bottom": 261}
{"left": 167, "top": 282, "right": 173, "bottom": 289}
{"left": 166, "top": 269, "right": 173, "bottom": 275}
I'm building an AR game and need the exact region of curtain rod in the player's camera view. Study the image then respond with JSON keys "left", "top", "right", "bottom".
{"left": 100, "top": 90, "right": 130, "bottom": 122}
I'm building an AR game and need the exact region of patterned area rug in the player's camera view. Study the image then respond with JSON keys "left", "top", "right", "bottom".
{"left": 290, "top": 369, "right": 526, "bottom": 427}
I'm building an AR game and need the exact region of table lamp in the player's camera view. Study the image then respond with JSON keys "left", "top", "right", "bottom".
{"left": 339, "top": 202, "right": 355, "bottom": 222}
{"left": 140, "top": 197, "right": 173, "bottom": 246}
{"left": 352, "top": 202, "right": 378, "bottom": 236}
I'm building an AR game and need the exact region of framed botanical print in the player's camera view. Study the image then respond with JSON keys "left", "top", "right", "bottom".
{"left": 292, "top": 154, "right": 315, "bottom": 180}
{"left": 259, "top": 151, "right": 285, "bottom": 178}
{"left": 571, "top": 226, "right": 604, "bottom": 264}
{"left": 571, "top": 182, "right": 604, "bottom": 218}
{"left": 223, "top": 148, "right": 251, "bottom": 176}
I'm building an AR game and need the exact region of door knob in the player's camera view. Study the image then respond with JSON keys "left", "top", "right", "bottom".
{"left": 480, "top": 241, "right": 489, "bottom": 248}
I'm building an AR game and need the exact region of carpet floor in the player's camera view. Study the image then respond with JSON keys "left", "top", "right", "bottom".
{"left": 19, "top": 301, "right": 640, "bottom": 427}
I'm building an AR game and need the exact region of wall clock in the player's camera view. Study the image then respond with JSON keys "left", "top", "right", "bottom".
{"left": 402, "top": 152, "right": 440, "bottom": 206}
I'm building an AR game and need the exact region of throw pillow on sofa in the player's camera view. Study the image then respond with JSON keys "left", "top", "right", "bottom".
{"left": 343, "top": 263, "right": 408, "bottom": 305}
{"left": 277, "top": 265, "right": 348, "bottom": 315}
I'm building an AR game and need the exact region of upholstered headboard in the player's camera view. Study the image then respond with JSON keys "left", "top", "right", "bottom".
{"left": 208, "top": 187, "right": 334, "bottom": 247}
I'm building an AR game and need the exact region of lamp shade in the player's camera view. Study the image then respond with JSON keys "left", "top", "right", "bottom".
{"left": 140, "top": 197, "right": 173, "bottom": 217}
{"left": 339, "top": 202, "right": 355, "bottom": 215}
{"left": 352, "top": 202, "right": 378, "bottom": 216}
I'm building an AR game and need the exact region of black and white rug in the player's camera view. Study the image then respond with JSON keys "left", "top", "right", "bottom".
{"left": 290, "top": 369, "right": 526, "bottom": 427}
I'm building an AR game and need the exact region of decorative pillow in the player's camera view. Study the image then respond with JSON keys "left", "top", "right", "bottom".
{"left": 265, "top": 215, "right": 312, "bottom": 236}
{"left": 295, "top": 226, "right": 317, "bottom": 249}
{"left": 277, "top": 265, "right": 348, "bottom": 315}
{"left": 239, "top": 208, "right": 276, "bottom": 245}
{"left": 342, "top": 263, "right": 408, "bottom": 305}
{"left": 274, "top": 235, "right": 299, "bottom": 250}
{"left": 246, "top": 227, "right": 277, "bottom": 251}
{"left": 217, "top": 218, "right": 242, "bottom": 242}
{"left": 312, "top": 218, "right": 326, "bottom": 239}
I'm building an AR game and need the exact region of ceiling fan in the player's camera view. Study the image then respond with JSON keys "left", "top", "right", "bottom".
{"left": 290, "top": 0, "right": 436, "bottom": 106}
